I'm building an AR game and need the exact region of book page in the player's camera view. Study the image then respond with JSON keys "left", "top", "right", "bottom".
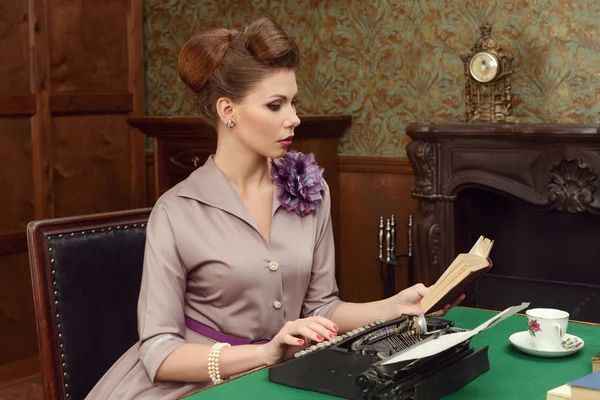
{"left": 421, "top": 236, "right": 492, "bottom": 312}
{"left": 421, "top": 256, "right": 490, "bottom": 312}
{"left": 426, "top": 256, "right": 481, "bottom": 299}
{"left": 425, "top": 267, "right": 470, "bottom": 304}
{"left": 432, "top": 257, "right": 464, "bottom": 289}
{"left": 421, "top": 269, "right": 473, "bottom": 312}
{"left": 468, "top": 236, "right": 494, "bottom": 257}
{"left": 546, "top": 384, "right": 571, "bottom": 400}
{"left": 468, "top": 235, "right": 484, "bottom": 255}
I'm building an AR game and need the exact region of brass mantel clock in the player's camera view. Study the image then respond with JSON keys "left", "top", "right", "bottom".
{"left": 461, "top": 22, "right": 516, "bottom": 123}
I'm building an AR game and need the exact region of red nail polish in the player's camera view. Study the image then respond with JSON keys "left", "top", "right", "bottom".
{"left": 297, "top": 339, "right": 304, "bottom": 344}
{"left": 329, "top": 333, "right": 335, "bottom": 339}
{"left": 316, "top": 335, "right": 324, "bottom": 341}
{"left": 333, "top": 325, "right": 339, "bottom": 331}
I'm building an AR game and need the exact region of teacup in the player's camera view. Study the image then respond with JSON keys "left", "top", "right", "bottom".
{"left": 525, "top": 308, "right": 569, "bottom": 350}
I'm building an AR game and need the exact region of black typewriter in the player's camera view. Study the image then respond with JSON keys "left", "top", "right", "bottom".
{"left": 268, "top": 315, "right": 489, "bottom": 400}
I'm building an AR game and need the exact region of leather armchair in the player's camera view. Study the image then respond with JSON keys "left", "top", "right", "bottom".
{"left": 27, "top": 208, "right": 151, "bottom": 400}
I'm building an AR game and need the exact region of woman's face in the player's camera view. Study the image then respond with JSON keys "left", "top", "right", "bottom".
{"left": 233, "top": 69, "right": 301, "bottom": 159}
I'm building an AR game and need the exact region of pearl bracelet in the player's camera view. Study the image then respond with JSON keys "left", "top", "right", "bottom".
{"left": 207, "top": 342, "right": 231, "bottom": 385}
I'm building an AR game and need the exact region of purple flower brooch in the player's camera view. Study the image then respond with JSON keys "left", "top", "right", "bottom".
{"left": 270, "top": 150, "right": 325, "bottom": 217}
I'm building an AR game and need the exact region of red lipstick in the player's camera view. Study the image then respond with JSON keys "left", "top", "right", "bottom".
{"left": 279, "top": 135, "right": 293, "bottom": 147}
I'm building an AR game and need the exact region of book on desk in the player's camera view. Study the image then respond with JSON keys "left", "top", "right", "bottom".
{"left": 547, "top": 370, "right": 600, "bottom": 400}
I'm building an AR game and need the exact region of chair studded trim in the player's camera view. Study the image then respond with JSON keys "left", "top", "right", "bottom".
{"left": 28, "top": 208, "right": 152, "bottom": 400}
{"left": 47, "top": 222, "right": 148, "bottom": 399}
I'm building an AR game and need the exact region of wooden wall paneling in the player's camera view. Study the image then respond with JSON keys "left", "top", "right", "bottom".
{"left": 47, "top": 0, "right": 129, "bottom": 93}
{"left": 336, "top": 156, "right": 417, "bottom": 304}
{"left": 0, "top": 374, "right": 43, "bottom": 399}
{"left": 49, "top": 93, "right": 133, "bottom": 114}
{"left": 145, "top": 149, "right": 156, "bottom": 207}
{"left": 50, "top": 115, "right": 132, "bottom": 217}
{"left": 0, "top": 232, "right": 28, "bottom": 255}
{"left": 0, "top": 0, "right": 145, "bottom": 387}
{"left": 0, "top": 357, "right": 41, "bottom": 391}
{"left": 338, "top": 156, "right": 415, "bottom": 175}
{"left": 30, "top": 0, "right": 53, "bottom": 220}
{"left": 0, "top": 0, "right": 30, "bottom": 93}
{"left": 0, "top": 252, "right": 39, "bottom": 380}
{"left": 153, "top": 137, "right": 164, "bottom": 201}
{"left": 128, "top": 0, "right": 146, "bottom": 209}
{"left": 0, "top": 0, "right": 46, "bottom": 387}
{"left": 0, "top": 119, "right": 34, "bottom": 230}
{"left": 0, "top": 95, "right": 36, "bottom": 116}
{"left": 45, "top": 0, "right": 144, "bottom": 214}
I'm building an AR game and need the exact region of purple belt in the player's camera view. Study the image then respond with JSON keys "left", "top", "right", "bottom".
{"left": 184, "top": 316, "right": 269, "bottom": 346}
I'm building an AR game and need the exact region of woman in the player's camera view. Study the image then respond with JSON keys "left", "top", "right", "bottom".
{"left": 86, "top": 17, "right": 462, "bottom": 400}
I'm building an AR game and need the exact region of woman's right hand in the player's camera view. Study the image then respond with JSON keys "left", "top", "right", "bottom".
{"left": 259, "top": 316, "right": 339, "bottom": 366}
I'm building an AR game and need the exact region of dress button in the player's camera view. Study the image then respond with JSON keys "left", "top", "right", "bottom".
{"left": 268, "top": 261, "right": 279, "bottom": 271}
{"left": 273, "top": 300, "right": 282, "bottom": 309}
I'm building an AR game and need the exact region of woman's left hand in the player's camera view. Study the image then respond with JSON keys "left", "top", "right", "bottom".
{"left": 392, "top": 283, "right": 465, "bottom": 317}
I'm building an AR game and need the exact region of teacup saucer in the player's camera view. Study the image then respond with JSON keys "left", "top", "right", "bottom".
{"left": 508, "top": 331, "right": 584, "bottom": 358}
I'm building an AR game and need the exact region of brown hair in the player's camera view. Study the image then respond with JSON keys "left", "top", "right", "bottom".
{"left": 177, "top": 18, "right": 300, "bottom": 127}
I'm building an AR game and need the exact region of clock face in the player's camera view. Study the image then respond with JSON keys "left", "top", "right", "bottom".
{"left": 469, "top": 52, "right": 499, "bottom": 83}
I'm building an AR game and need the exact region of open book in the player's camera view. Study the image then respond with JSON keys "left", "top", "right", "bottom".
{"left": 420, "top": 235, "right": 494, "bottom": 313}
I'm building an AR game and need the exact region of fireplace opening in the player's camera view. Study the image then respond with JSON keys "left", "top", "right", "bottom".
{"left": 454, "top": 187, "right": 600, "bottom": 323}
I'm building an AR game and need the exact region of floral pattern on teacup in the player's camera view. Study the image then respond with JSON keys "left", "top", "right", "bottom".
{"left": 527, "top": 319, "right": 541, "bottom": 337}
{"left": 561, "top": 337, "right": 583, "bottom": 350}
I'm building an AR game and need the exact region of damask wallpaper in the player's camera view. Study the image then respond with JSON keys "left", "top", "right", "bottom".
{"left": 144, "top": 0, "right": 600, "bottom": 157}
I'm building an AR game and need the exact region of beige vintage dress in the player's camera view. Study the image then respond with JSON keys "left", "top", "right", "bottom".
{"left": 85, "top": 156, "right": 344, "bottom": 399}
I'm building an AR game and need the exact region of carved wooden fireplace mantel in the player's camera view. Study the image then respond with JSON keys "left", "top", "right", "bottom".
{"left": 406, "top": 122, "right": 600, "bottom": 321}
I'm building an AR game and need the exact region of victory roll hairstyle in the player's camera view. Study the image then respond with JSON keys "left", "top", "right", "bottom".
{"left": 178, "top": 18, "right": 300, "bottom": 127}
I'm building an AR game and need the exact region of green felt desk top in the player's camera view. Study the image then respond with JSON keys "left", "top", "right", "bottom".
{"left": 182, "top": 307, "right": 600, "bottom": 399}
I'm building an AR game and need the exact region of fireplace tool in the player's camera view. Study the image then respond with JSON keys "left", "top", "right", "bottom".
{"left": 376, "top": 215, "right": 413, "bottom": 298}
